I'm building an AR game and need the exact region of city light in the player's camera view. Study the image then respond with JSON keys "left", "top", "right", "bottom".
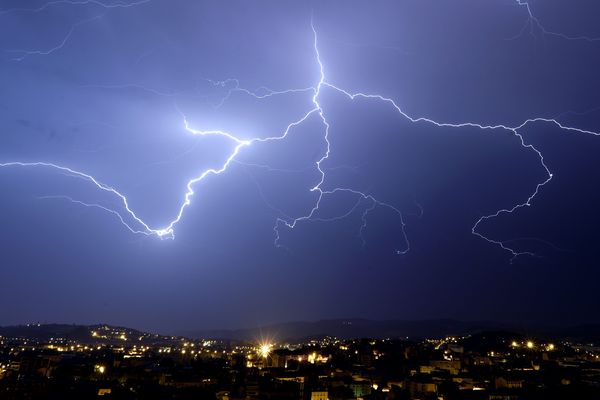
{"left": 0, "top": 327, "right": 598, "bottom": 397}
{"left": 260, "top": 343, "right": 271, "bottom": 358}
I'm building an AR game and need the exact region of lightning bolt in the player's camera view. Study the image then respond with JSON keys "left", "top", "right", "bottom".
{"left": 2, "top": 5, "right": 599, "bottom": 261}
{"left": 206, "top": 78, "right": 315, "bottom": 109}
{"left": 514, "top": 0, "right": 600, "bottom": 42}
{"left": 38, "top": 195, "right": 152, "bottom": 235}
{"left": 6, "top": 14, "right": 104, "bottom": 62}
{"left": 314, "top": 83, "right": 600, "bottom": 259}
{"left": 2, "top": 0, "right": 151, "bottom": 61}
{"left": 0, "top": 0, "right": 151, "bottom": 15}
{"left": 268, "top": 21, "right": 411, "bottom": 254}
{"left": 0, "top": 161, "right": 161, "bottom": 235}
{"left": 80, "top": 83, "right": 182, "bottom": 98}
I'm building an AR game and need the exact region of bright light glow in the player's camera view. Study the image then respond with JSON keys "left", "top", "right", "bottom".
{"left": 260, "top": 343, "right": 271, "bottom": 358}
{"left": 527, "top": 341, "right": 534, "bottom": 349}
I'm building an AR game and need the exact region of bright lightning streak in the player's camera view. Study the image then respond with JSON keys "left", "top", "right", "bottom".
{"left": 0, "top": 161, "right": 158, "bottom": 236}
{"left": 269, "top": 17, "right": 600, "bottom": 259}
{"left": 157, "top": 108, "right": 320, "bottom": 239}
{"left": 270, "top": 19, "right": 410, "bottom": 255}
{"left": 312, "top": 77, "right": 600, "bottom": 258}
{"left": 39, "top": 195, "right": 152, "bottom": 235}
{"left": 2, "top": 5, "right": 600, "bottom": 260}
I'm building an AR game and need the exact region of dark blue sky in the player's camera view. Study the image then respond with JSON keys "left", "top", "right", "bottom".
{"left": 1, "top": 0, "right": 599, "bottom": 333}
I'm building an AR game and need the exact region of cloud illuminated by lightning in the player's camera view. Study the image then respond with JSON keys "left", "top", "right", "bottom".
{"left": 2, "top": 4, "right": 600, "bottom": 260}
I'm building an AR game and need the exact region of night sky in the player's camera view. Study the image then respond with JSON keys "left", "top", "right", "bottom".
{"left": 1, "top": 0, "right": 600, "bottom": 333}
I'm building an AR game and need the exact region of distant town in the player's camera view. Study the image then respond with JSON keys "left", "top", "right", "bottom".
{"left": 1, "top": 323, "right": 599, "bottom": 399}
